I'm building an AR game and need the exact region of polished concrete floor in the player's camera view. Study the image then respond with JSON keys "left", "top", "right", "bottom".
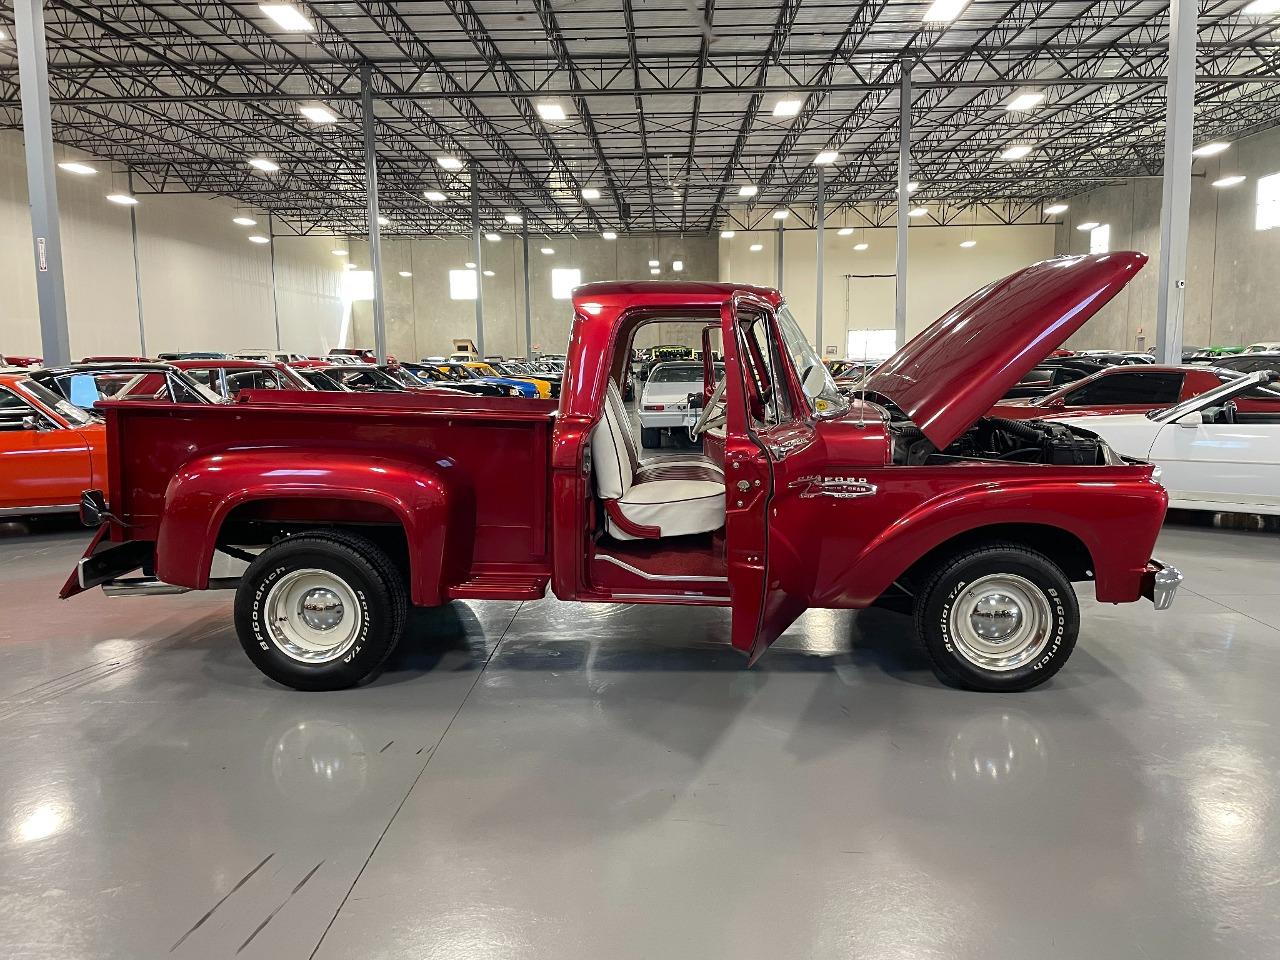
{"left": 2, "top": 515, "right": 1279, "bottom": 960}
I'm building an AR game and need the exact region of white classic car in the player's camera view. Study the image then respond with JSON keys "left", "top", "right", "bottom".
{"left": 1048, "top": 370, "right": 1280, "bottom": 515}
{"left": 638, "top": 360, "right": 724, "bottom": 448}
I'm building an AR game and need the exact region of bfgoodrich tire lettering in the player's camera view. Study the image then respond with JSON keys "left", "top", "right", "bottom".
{"left": 914, "top": 544, "right": 1079, "bottom": 692}
{"left": 234, "top": 532, "right": 407, "bottom": 691}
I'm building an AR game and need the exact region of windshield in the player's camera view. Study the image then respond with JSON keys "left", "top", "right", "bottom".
{"left": 776, "top": 305, "right": 847, "bottom": 416}
{"left": 1153, "top": 370, "right": 1280, "bottom": 421}
{"left": 16, "top": 378, "right": 96, "bottom": 426}
{"left": 649, "top": 363, "right": 720, "bottom": 384}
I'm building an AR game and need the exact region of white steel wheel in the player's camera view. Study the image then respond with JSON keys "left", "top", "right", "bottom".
{"left": 945, "top": 573, "right": 1054, "bottom": 673}
{"left": 263, "top": 568, "right": 364, "bottom": 664}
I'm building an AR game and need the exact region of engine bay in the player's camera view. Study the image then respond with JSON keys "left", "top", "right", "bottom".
{"left": 887, "top": 413, "right": 1121, "bottom": 467}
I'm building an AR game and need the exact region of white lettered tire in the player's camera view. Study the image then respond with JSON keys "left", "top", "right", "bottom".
{"left": 234, "top": 532, "right": 408, "bottom": 691}
{"left": 914, "top": 545, "right": 1079, "bottom": 692}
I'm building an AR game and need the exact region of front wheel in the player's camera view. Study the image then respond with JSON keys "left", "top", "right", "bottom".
{"left": 234, "top": 532, "right": 408, "bottom": 691}
{"left": 914, "top": 545, "right": 1078, "bottom": 692}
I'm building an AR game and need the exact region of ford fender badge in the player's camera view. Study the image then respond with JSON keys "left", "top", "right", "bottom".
{"left": 789, "top": 475, "right": 879, "bottom": 499}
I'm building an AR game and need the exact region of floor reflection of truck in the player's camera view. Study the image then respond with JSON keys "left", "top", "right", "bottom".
{"left": 65, "top": 255, "right": 1178, "bottom": 694}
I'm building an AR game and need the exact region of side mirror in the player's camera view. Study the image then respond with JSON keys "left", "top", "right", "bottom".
{"left": 21, "top": 415, "right": 41, "bottom": 431}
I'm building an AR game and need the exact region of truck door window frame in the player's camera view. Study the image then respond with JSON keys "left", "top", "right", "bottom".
{"left": 735, "top": 308, "right": 794, "bottom": 430}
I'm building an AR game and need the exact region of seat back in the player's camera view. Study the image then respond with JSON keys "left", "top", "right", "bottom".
{"left": 591, "top": 381, "right": 634, "bottom": 500}
{"left": 604, "top": 378, "right": 641, "bottom": 471}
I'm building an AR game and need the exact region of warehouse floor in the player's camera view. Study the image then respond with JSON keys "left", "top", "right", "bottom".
{"left": 2, "top": 516, "right": 1279, "bottom": 960}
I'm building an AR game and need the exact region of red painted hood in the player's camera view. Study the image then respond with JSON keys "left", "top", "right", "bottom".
{"left": 861, "top": 252, "right": 1147, "bottom": 448}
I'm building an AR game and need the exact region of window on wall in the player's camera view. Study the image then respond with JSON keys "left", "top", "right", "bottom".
{"left": 1257, "top": 172, "right": 1280, "bottom": 231}
{"left": 448, "top": 268, "right": 478, "bottom": 300}
{"left": 551, "top": 267, "right": 582, "bottom": 300}
{"left": 846, "top": 328, "right": 897, "bottom": 362}
{"left": 1089, "top": 223, "right": 1111, "bottom": 254}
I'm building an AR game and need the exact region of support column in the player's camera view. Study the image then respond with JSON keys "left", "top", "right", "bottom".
{"left": 471, "top": 173, "right": 485, "bottom": 357}
{"left": 774, "top": 222, "right": 784, "bottom": 291}
{"left": 1155, "top": 0, "right": 1196, "bottom": 365}
{"left": 14, "top": 0, "right": 70, "bottom": 366}
{"left": 522, "top": 226, "right": 532, "bottom": 357}
{"left": 127, "top": 170, "right": 146, "bottom": 356}
{"left": 267, "top": 213, "right": 282, "bottom": 351}
{"left": 360, "top": 62, "right": 388, "bottom": 363}
{"left": 815, "top": 166, "right": 825, "bottom": 356}
{"left": 894, "top": 57, "right": 912, "bottom": 350}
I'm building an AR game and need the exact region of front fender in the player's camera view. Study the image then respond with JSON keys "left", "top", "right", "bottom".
{"left": 156, "top": 447, "right": 466, "bottom": 605}
{"left": 815, "top": 474, "right": 1166, "bottom": 607}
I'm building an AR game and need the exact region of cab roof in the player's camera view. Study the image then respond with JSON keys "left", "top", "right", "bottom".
{"left": 572, "top": 279, "right": 782, "bottom": 314}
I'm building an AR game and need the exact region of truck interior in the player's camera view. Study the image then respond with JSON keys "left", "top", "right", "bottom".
{"left": 587, "top": 314, "right": 732, "bottom": 596}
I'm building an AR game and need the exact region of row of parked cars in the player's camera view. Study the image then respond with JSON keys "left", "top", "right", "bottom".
{"left": 0, "top": 349, "right": 567, "bottom": 519}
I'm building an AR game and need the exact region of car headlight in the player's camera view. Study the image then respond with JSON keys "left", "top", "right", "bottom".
{"left": 1151, "top": 465, "right": 1164, "bottom": 486}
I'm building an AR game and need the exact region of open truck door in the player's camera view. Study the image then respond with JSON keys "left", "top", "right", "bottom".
{"left": 721, "top": 294, "right": 821, "bottom": 664}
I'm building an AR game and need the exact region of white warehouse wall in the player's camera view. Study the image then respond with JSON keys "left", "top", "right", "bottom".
{"left": 1056, "top": 124, "right": 1280, "bottom": 351}
{"left": 0, "top": 130, "right": 345, "bottom": 360}
{"left": 720, "top": 221, "right": 1057, "bottom": 357}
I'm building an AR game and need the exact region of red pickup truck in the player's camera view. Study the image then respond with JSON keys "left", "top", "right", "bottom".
{"left": 63, "top": 252, "right": 1179, "bottom": 693}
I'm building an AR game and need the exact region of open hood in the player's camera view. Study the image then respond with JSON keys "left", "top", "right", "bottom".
{"left": 861, "top": 252, "right": 1147, "bottom": 449}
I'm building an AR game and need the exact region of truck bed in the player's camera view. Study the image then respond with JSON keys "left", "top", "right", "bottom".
{"left": 100, "top": 389, "right": 558, "bottom": 590}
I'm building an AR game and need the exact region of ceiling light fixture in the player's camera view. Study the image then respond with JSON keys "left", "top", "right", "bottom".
{"left": 853, "top": 242, "right": 869, "bottom": 251}
{"left": 377, "top": 216, "right": 391, "bottom": 226}
{"left": 959, "top": 239, "right": 977, "bottom": 248}
{"left": 1076, "top": 221, "right": 1100, "bottom": 231}
{"left": 106, "top": 193, "right": 138, "bottom": 205}
{"left": 1242, "top": 0, "right": 1280, "bottom": 13}
{"left": 813, "top": 150, "right": 839, "bottom": 165}
{"left": 923, "top": 0, "right": 970, "bottom": 23}
{"left": 1005, "top": 92, "right": 1045, "bottom": 112}
{"left": 1192, "top": 141, "right": 1231, "bottom": 157}
{"left": 437, "top": 156, "right": 463, "bottom": 171}
{"left": 672, "top": 260, "right": 683, "bottom": 272}
{"left": 601, "top": 230, "right": 617, "bottom": 240}
{"left": 483, "top": 270, "right": 495, "bottom": 277}
{"left": 233, "top": 216, "right": 258, "bottom": 226}
{"left": 772, "top": 99, "right": 804, "bottom": 118}
{"left": 331, "top": 248, "right": 348, "bottom": 256}
{"left": 465, "top": 261, "right": 477, "bottom": 269}
{"left": 999, "top": 144, "right": 1033, "bottom": 160}
{"left": 258, "top": 3, "right": 314, "bottom": 31}
{"left": 299, "top": 104, "right": 337, "bottom": 124}
{"left": 720, "top": 230, "right": 736, "bottom": 238}
{"left": 650, "top": 267, "right": 660, "bottom": 275}
{"left": 535, "top": 101, "right": 568, "bottom": 122}
{"left": 737, "top": 185, "right": 758, "bottom": 198}
{"left": 248, "top": 234, "right": 271, "bottom": 244}
{"left": 540, "top": 247, "right": 555, "bottom": 255}
{"left": 581, "top": 187, "right": 601, "bottom": 200}
{"left": 749, "top": 243, "right": 764, "bottom": 252}
{"left": 908, "top": 206, "right": 928, "bottom": 217}
{"left": 772, "top": 209, "right": 790, "bottom": 220}
{"left": 398, "top": 271, "right": 412, "bottom": 277}
{"left": 485, "top": 232, "right": 501, "bottom": 242}
{"left": 504, "top": 213, "right": 523, "bottom": 224}
{"left": 1212, "top": 174, "right": 1246, "bottom": 188}
{"left": 57, "top": 161, "right": 96, "bottom": 175}
{"left": 895, "top": 181, "right": 920, "bottom": 194}
{"left": 423, "top": 191, "right": 446, "bottom": 202}
{"left": 1044, "top": 203, "right": 1069, "bottom": 215}
{"left": 837, "top": 227, "right": 854, "bottom": 236}
{"left": 248, "top": 157, "right": 279, "bottom": 172}
{"left": 648, "top": 259, "right": 659, "bottom": 267}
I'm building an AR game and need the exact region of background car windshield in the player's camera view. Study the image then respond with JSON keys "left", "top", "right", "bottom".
{"left": 776, "top": 305, "right": 847, "bottom": 415}
{"left": 649, "top": 363, "right": 722, "bottom": 384}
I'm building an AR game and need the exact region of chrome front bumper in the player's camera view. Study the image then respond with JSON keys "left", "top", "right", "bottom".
{"left": 1142, "top": 559, "right": 1183, "bottom": 611}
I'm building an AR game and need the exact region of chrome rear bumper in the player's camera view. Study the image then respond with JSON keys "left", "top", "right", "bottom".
{"left": 1142, "top": 559, "right": 1183, "bottom": 611}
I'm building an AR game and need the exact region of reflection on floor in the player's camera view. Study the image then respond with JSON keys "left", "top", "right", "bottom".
{"left": 2, "top": 513, "right": 1279, "bottom": 960}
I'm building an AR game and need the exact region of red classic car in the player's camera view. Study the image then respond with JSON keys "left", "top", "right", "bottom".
{"left": 990, "top": 364, "right": 1280, "bottom": 419}
{"left": 171, "top": 358, "right": 314, "bottom": 400}
{"left": 65, "top": 253, "right": 1178, "bottom": 695}
{"left": 0, "top": 372, "right": 106, "bottom": 518}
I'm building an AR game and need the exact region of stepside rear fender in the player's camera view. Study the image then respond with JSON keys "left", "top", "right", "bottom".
{"left": 155, "top": 447, "right": 468, "bottom": 605}
{"left": 817, "top": 474, "right": 1167, "bottom": 607}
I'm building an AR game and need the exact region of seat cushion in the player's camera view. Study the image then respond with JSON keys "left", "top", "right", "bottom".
{"left": 634, "top": 460, "right": 724, "bottom": 484}
{"left": 607, "top": 478, "right": 725, "bottom": 541}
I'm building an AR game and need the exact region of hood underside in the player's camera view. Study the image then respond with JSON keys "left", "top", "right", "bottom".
{"left": 861, "top": 252, "right": 1147, "bottom": 449}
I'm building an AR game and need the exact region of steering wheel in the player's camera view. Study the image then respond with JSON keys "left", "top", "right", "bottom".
{"left": 691, "top": 377, "right": 728, "bottom": 437}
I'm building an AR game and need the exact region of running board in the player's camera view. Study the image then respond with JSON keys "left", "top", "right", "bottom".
{"left": 101, "top": 576, "right": 239, "bottom": 597}
{"left": 446, "top": 572, "right": 549, "bottom": 600}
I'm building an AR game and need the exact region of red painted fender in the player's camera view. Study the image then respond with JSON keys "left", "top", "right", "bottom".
{"left": 155, "top": 447, "right": 466, "bottom": 605}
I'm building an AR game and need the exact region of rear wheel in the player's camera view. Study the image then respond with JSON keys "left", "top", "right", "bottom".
{"left": 640, "top": 426, "right": 662, "bottom": 448}
{"left": 914, "top": 545, "right": 1078, "bottom": 692}
{"left": 234, "top": 531, "right": 407, "bottom": 691}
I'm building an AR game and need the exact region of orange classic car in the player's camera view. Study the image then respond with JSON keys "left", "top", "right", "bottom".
{"left": 0, "top": 372, "right": 106, "bottom": 517}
